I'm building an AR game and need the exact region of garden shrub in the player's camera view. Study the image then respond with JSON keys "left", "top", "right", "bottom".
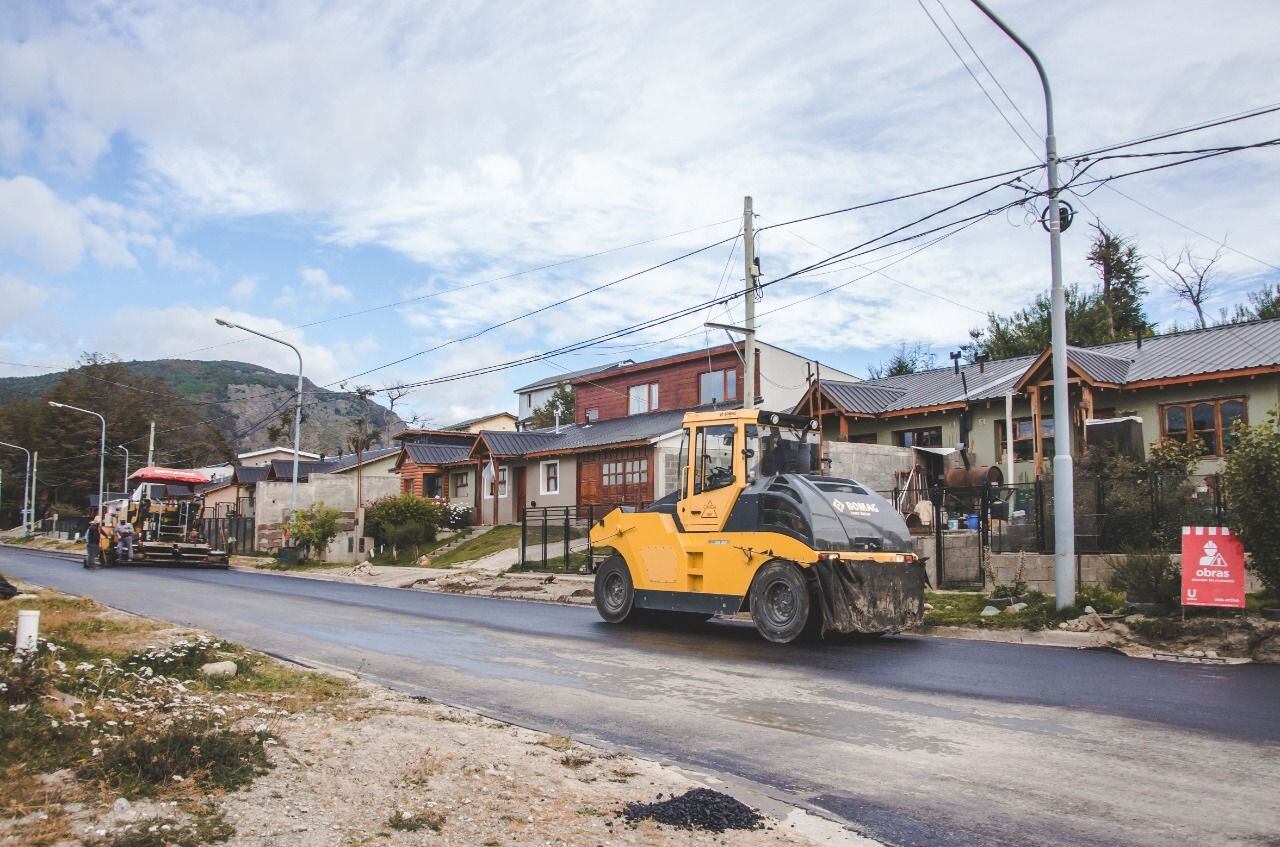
{"left": 1222, "top": 409, "right": 1280, "bottom": 595}
{"left": 1108, "top": 550, "right": 1179, "bottom": 607}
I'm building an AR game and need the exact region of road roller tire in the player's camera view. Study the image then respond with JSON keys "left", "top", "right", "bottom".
{"left": 749, "top": 560, "right": 821, "bottom": 644}
{"left": 594, "top": 555, "right": 638, "bottom": 624}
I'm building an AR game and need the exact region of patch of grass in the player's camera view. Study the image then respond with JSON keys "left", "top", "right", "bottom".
{"left": 369, "top": 532, "right": 462, "bottom": 566}
{"left": 559, "top": 753, "right": 594, "bottom": 769}
{"left": 388, "top": 809, "right": 446, "bottom": 832}
{"left": 429, "top": 525, "right": 522, "bottom": 567}
{"left": 1127, "top": 616, "right": 1184, "bottom": 640}
{"left": 923, "top": 590, "right": 1096, "bottom": 631}
{"left": 1246, "top": 590, "right": 1278, "bottom": 615}
{"left": 404, "top": 750, "right": 448, "bottom": 787}
{"left": 0, "top": 702, "right": 89, "bottom": 773}
{"left": 211, "top": 653, "right": 350, "bottom": 703}
{"left": 80, "top": 723, "right": 273, "bottom": 797}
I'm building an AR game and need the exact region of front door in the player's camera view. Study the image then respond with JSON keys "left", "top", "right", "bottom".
{"left": 678, "top": 423, "right": 741, "bottom": 532}
{"left": 512, "top": 466, "right": 527, "bottom": 521}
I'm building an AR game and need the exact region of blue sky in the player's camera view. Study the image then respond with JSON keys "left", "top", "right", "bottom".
{"left": 2, "top": 0, "right": 1279, "bottom": 426}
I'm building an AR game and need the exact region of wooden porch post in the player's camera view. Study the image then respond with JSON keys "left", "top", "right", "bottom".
{"left": 1030, "top": 386, "right": 1043, "bottom": 477}
{"left": 1079, "top": 384, "right": 1094, "bottom": 451}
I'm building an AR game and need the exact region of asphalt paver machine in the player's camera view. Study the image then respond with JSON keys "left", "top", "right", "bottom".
{"left": 589, "top": 409, "right": 927, "bottom": 643}
{"left": 102, "top": 467, "right": 230, "bottom": 568}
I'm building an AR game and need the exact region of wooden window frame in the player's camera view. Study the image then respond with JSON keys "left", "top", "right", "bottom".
{"left": 602, "top": 461, "right": 625, "bottom": 487}
{"left": 1159, "top": 396, "right": 1247, "bottom": 457}
{"left": 996, "top": 417, "right": 1052, "bottom": 462}
{"left": 698, "top": 368, "right": 738, "bottom": 405}
{"left": 624, "top": 458, "right": 648, "bottom": 485}
{"left": 893, "top": 426, "right": 943, "bottom": 448}
{"left": 452, "top": 472, "right": 469, "bottom": 499}
{"left": 627, "top": 382, "right": 660, "bottom": 415}
{"left": 488, "top": 466, "right": 508, "bottom": 498}
{"left": 541, "top": 460, "right": 559, "bottom": 495}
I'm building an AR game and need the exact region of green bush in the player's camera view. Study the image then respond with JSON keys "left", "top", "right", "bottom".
{"left": 288, "top": 502, "right": 343, "bottom": 560}
{"left": 1222, "top": 409, "right": 1280, "bottom": 595}
{"left": 1107, "top": 551, "right": 1179, "bottom": 607}
{"left": 81, "top": 722, "right": 272, "bottom": 796}
{"left": 365, "top": 494, "right": 445, "bottom": 556}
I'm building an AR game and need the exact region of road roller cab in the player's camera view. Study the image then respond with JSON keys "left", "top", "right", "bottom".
{"left": 588, "top": 409, "right": 927, "bottom": 643}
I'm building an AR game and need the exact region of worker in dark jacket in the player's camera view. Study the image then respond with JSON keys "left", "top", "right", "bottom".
{"left": 85, "top": 517, "right": 101, "bottom": 570}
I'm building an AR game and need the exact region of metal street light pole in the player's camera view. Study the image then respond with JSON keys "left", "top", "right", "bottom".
{"left": 48, "top": 402, "right": 108, "bottom": 520}
{"left": 215, "top": 318, "right": 304, "bottom": 532}
{"left": 0, "top": 441, "right": 29, "bottom": 535}
{"left": 968, "top": 0, "right": 1075, "bottom": 608}
{"left": 118, "top": 445, "right": 130, "bottom": 499}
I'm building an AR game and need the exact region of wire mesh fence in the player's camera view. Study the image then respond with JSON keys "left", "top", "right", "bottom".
{"left": 519, "top": 503, "right": 648, "bottom": 573}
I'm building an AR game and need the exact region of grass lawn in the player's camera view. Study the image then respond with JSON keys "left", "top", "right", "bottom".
{"left": 368, "top": 530, "right": 470, "bottom": 567}
{"left": 429, "top": 525, "right": 522, "bottom": 567}
{"left": 924, "top": 584, "right": 1128, "bottom": 631}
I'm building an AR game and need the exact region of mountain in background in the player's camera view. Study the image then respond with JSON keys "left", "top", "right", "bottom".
{"left": 0, "top": 359, "right": 405, "bottom": 457}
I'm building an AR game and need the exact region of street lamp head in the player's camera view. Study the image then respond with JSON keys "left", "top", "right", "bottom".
{"left": 214, "top": 317, "right": 233, "bottom": 328}
{"left": 48, "top": 401, "right": 65, "bottom": 409}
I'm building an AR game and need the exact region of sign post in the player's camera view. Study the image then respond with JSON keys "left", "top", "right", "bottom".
{"left": 1180, "top": 526, "right": 1246, "bottom": 610}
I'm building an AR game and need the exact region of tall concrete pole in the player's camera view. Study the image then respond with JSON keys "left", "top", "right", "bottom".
{"left": 742, "top": 196, "right": 757, "bottom": 410}
{"left": 118, "top": 445, "right": 130, "bottom": 499}
{"left": 0, "top": 442, "right": 30, "bottom": 535}
{"left": 147, "top": 420, "right": 155, "bottom": 467}
{"left": 969, "top": 0, "right": 1075, "bottom": 608}
{"left": 30, "top": 451, "right": 37, "bottom": 531}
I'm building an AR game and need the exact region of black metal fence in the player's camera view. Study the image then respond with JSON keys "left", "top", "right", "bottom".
{"left": 519, "top": 503, "right": 648, "bottom": 572}
{"left": 199, "top": 516, "right": 256, "bottom": 554}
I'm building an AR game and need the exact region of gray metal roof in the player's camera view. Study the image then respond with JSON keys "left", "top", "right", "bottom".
{"left": 266, "top": 459, "right": 339, "bottom": 481}
{"left": 812, "top": 319, "right": 1280, "bottom": 417}
{"left": 1066, "top": 347, "right": 1131, "bottom": 384}
{"left": 512, "top": 360, "right": 635, "bottom": 393}
{"left": 232, "top": 465, "right": 270, "bottom": 484}
{"left": 478, "top": 408, "right": 691, "bottom": 458}
{"left": 404, "top": 443, "right": 473, "bottom": 466}
{"left": 1088, "top": 319, "right": 1280, "bottom": 382}
{"left": 320, "top": 446, "right": 401, "bottom": 472}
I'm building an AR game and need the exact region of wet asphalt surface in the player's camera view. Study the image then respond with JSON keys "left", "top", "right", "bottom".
{"left": 4, "top": 546, "right": 1279, "bottom": 847}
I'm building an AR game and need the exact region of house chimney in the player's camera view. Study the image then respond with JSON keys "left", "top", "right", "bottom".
{"left": 950, "top": 351, "right": 962, "bottom": 375}
{"left": 554, "top": 411, "right": 561, "bottom": 435}
{"left": 1136, "top": 327, "right": 1143, "bottom": 349}
{"left": 976, "top": 354, "right": 989, "bottom": 374}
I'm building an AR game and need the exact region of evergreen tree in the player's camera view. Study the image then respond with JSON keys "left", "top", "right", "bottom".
{"left": 868, "top": 342, "right": 936, "bottom": 379}
{"left": 528, "top": 382, "right": 575, "bottom": 429}
{"left": 1087, "top": 223, "right": 1151, "bottom": 339}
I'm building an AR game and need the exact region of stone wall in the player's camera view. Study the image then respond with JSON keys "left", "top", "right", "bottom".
{"left": 253, "top": 474, "right": 399, "bottom": 560}
{"left": 986, "top": 551, "right": 1264, "bottom": 595}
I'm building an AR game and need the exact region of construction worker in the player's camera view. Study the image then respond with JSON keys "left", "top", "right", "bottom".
{"left": 99, "top": 519, "right": 116, "bottom": 566}
{"left": 116, "top": 517, "right": 135, "bottom": 562}
{"left": 85, "top": 518, "right": 101, "bottom": 570}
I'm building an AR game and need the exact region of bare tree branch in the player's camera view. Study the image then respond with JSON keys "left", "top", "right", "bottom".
{"left": 1157, "top": 241, "right": 1226, "bottom": 329}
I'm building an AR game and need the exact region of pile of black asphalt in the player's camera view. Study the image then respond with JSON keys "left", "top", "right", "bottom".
{"left": 620, "top": 787, "right": 765, "bottom": 832}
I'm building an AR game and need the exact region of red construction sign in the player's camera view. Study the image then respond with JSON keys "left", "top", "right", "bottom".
{"left": 1181, "top": 526, "right": 1246, "bottom": 608}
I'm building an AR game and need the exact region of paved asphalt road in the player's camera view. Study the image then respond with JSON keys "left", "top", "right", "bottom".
{"left": 4, "top": 546, "right": 1279, "bottom": 847}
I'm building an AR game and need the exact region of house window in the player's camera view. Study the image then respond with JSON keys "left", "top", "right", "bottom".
{"left": 996, "top": 417, "right": 1054, "bottom": 462}
{"left": 699, "top": 369, "right": 738, "bottom": 405}
{"left": 424, "top": 476, "right": 442, "bottom": 498}
{"left": 1161, "top": 398, "right": 1246, "bottom": 456}
{"left": 489, "top": 467, "right": 507, "bottom": 498}
{"left": 602, "top": 461, "right": 624, "bottom": 487}
{"left": 894, "top": 427, "right": 943, "bottom": 448}
{"left": 542, "top": 461, "right": 559, "bottom": 495}
{"left": 585, "top": 408, "right": 599, "bottom": 422}
{"left": 452, "top": 472, "right": 469, "bottom": 498}
{"left": 624, "top": 459, "right": 648, "bottom": 485}
{"left": 628, "top": 383, "right": 659, "bottom": 415}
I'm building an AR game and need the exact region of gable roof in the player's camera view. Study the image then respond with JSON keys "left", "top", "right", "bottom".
{"left": 513, "top": 360, "right": 635, "bottom": 393}
{"left": 806, "top": 318, "right": 1280, "bottom": 418}
{"left": 236, "top": 446, "right": 322, "bottom": 461}
{"left": 402, "top": 443, "right": 474, "bottom": 467}
{"left": 444, "top": 412, "right": 517, "bottom": 430}
{"left": 232, "top": 465, "right": 270, "bottom": 485}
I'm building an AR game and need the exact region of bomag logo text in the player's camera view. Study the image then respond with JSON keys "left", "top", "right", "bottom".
{"left": 832, "top": 499, "right": 878, "bottom": 514}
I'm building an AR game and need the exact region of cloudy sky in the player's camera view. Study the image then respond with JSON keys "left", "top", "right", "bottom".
{"left": 2, "top": 0, "right": 1278, "bottom": 425}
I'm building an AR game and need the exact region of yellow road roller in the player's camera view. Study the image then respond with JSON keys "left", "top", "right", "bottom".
{"left": 589, "top": 409, "right": 927, "bottom": 643}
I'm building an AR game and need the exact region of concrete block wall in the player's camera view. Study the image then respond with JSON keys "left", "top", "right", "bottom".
{"left": 986, "top": 551, "right": 1264, "bottom": 595}
{"left": 253, "top": 474, "right": 399, "bottom": 557}
{"left": 823, "top": 442, "right": 915, "bottom": 493}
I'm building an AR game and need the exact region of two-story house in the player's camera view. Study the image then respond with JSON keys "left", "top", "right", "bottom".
{"left": 513, "top": 361, "right": 634, "bottom": 428}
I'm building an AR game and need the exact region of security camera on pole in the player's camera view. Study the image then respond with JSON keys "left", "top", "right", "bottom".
{"left": 969, "top": 0, "right": 1075, "bottom": 608}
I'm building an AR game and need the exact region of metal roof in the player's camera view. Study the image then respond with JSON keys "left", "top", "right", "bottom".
{"left": 476, "top": 408, "right": 692, "bottom": 459}
{"left": 320, "top": 446, "right": 401, "bottom": 472}
{"left": 232, "top": 465, "right": 270, "bottom": 484}
{"left": 1066, "top": 347, "right": 1132, "bottom": 384}
{"left": 404, "top": 443, "right": 474, "bottom": 466}
{"left": 266, "top": 459, "right": 339, "bottom": 482}
{"left": 513, "top": 360, "right": 635, "bottom": 393}
{"left": 811, "top": 319, "right": 1280, "bottom": 417}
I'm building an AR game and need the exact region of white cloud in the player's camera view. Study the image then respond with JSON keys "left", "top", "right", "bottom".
{"left": 229, "top": 276, "right": 258, "bottom": 301}
{"left": 299, "top": 268, "right": 352, "bottom": 302}
{"left": 0, "top": 274, "right": 47, "bottom": 327}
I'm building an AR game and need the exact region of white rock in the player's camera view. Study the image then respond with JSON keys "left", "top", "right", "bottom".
{"left": 980, "top": 606, "right": 1001, "bottom": 617}
{"left": 1003, "top": 602, "right": 1028, "bottom": 614}
{"left": 112, "top": 798, "right": 130, "bottom": 813}
{"left": 1084, "top": 605, "right": 1097, "bottom": 615}
{"left": 13, "top": 593, "right": 38, "bottom": 600}
{"left": 200, "top": 660, "right": 238, "bottom": 678}
{"left": 923, "top": 602, "right": 935, "bottom": 611}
